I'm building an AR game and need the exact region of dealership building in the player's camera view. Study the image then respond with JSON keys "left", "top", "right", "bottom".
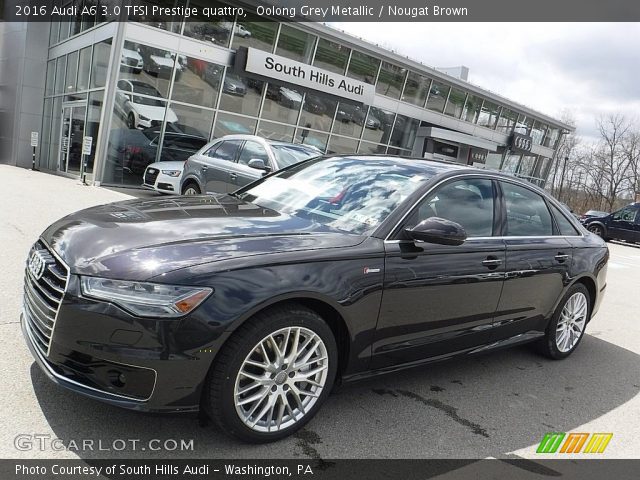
{"left": 0, "top": 1, "right": 574, "bottom": 190}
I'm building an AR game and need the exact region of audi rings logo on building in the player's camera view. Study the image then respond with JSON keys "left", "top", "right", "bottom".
{"left": 514, "top": 136, "right": 532, "bottom": 151}
{"left": 28, "top": 250, "right": 48, "bottom": 280}
{"left": 511, "top": 133, "right": 533, "bottom": 153}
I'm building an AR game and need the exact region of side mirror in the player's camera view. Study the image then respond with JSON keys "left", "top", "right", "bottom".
{"left": 248, "top": 158, "right": 271, "bottom": 172}
{"left": 404, "top": 217, "right": 467, "bottom": 246}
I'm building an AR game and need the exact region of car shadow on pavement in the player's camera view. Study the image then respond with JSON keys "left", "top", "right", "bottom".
{"left": 29, "top": 334, "right": 640, "bottom": 459}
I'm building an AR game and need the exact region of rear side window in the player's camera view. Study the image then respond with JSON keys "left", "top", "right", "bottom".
{"left": 204, "top": 142, "right": 221, "bottom": 158}
{"left": 208, "top": 140, "right": 242, "bottom": 161}
{"left": 501, "top": 182, "right": 553, "bottom": 236}
{"left": 549, "top": 203, "right": 580, "bottom": 236}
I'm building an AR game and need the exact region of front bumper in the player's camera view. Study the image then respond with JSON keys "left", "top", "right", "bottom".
{"left": 22, "top": 275, "right": 228, "bottom": 412}
{"left": 22, "top": 313, "right": 159, "bottom": 411}
{"left": 142, "top": 172, "right": 181, "bottom": 194}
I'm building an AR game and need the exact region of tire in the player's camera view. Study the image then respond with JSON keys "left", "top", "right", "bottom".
{"left": 203, "top": 305, "right": 338, "bottom": 443}
{"left": 181, "top": 182, "right": 201, "bottom": 195}
{"left": 588, "top": 224, "right": 605, "bottom": 238}
{"left": 536, "top": 283, "right": 591, "bottom": 360}
{"left": 127, "top": 113, "right": 136, "bottom": 129}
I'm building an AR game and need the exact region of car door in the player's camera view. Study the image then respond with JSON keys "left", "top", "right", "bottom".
{"left": 492, "top": 180, "right": 573, "bottom": 340}
{"left": 232, "top": 140, "right": 273, "bottom": 189}
{"left": 607, "top": 206, "right": 639, "bottom": 241}
{"left": 201, "top": 139, "right": 243, "bottom": 193}
{"left": 372, "top": 177, "right": 506, "bottom": 369}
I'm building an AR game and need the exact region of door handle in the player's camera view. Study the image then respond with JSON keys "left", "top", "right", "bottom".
{"left": 201, "top": 165, "right": 208, "bottom": 171}
{"left": 554, "top": 253, "right": 569, "bottom": 263}
{"left": 482, "top": 256, "right": 502, "bottom": 269}
{"left": 230, "top": 173, "right": 238, "bottom": 180}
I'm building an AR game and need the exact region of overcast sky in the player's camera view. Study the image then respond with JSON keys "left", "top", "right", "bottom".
{"left": 332, "top": 22, "right": 640, "bottom": 142}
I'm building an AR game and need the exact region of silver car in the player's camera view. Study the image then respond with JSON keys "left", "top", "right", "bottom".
{"left": 180, "top": 135, "right": 321, "bottom": 195}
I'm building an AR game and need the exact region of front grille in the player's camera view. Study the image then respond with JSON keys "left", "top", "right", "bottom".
{"left": 144, "top": 168, "right": 159, "bottom": 185}
{"left": 23, "top": 241, "right": 69, "bottom": 357}
{"left": 125, "top": 57, "right": 138, "bottom": 67}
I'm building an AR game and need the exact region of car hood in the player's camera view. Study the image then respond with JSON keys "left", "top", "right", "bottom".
{"left": 131, "top": 104, "right": 178, "bottom": 124}
{"left": 41, "top": 194, "right": 365, "bottom": 281}
{"left": 122, "top": 49, "right": 142, "bottom": 61}
{"left": 146, "top": 161, "right": 185, "bottom": 171}
{"left": 150, "top": 55, "right": 174, "bottom": 67}
{"left": 584, "top": 214, "right": 610, "bottom": 223}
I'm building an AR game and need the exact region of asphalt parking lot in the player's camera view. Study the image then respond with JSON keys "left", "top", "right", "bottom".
{"left": 1, "top": 165, "right": 639, "bottom": 461}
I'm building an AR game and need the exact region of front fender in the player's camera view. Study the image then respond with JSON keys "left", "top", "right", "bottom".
{"left": 180, "top": 174, "right": 203, "bottom": 193}
{"left": 156, "top": 243, "right": 386, "bottom": 377}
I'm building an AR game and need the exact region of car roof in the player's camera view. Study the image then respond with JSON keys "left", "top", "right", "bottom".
{"left": 217, "top": 135, "right": 317, "bottom": 149}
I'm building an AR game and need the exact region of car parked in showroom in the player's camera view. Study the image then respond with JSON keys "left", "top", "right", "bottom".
{"left": 141, "top": 133, "right": 209, "bottom": 195}
{"left": 120, "top": 47, "right": 143, "bottom": 73}
{"left": 107, "top": 126, "right": 207, "bottom": 180}
{"left": 580, "top": 209, "right": 610, "bottom": 223}
{"left": 22, "top": 156, "right": 608, "bottom": 443}
{"left": 583, "top": 203, "right": 640, "bottom": 242}
{"left": 139, "top": 46, "right": 183, "bottom": 80}
{"left": 115, "top": 79, "right": 178, "bottom": 130}
{"left": 180, "top": 135, "right": 321, "bottom": 195}
{"left": 222, "top": 72, "right": 247, "bottom": 96}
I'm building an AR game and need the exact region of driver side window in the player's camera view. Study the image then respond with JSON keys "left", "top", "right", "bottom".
{"left": 410, "top": 178, "right": 495, "bottom": 237}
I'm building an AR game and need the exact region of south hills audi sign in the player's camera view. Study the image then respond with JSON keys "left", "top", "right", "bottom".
{"left": 241, "top": 47, "right": 376, "bottom": 104}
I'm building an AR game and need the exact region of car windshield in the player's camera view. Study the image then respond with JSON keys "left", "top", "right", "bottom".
{"left": 237, "top": 157, "right": 437, "bottom": 235}
{"left": 270, "top": 145, "right": 320, "bottom": 168}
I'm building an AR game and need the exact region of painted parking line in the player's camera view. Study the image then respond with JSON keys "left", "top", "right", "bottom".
{"left": 608, "top": 262, "right": 630, "bottom": 269}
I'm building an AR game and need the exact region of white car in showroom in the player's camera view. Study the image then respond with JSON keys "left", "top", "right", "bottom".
{"left": 142, "top": 161, "right": 185, "bottom": 195}
{"left": 120, "top": 47, "right": 143, "bottom": 73}
{"left": 115, "top": 79, "right": 178, "bottom": 129}
{"left": 141, "top": 131, "right": 209, "bottom": 195}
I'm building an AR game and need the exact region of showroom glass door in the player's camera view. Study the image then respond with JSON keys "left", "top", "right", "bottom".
{"left": 58, "top": 103, "right": 86, "bottom": 176}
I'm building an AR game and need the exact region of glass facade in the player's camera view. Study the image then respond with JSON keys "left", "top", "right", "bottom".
{"left": 41, "top": 38, "right": 112, "bottom": 175}
{"left": 38, "top": 16, "right": 567, "bottom": 190}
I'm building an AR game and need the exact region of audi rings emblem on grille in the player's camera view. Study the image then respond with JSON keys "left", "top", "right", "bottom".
{"left": 28, "top": 250, "right": 50, "bottom": 280}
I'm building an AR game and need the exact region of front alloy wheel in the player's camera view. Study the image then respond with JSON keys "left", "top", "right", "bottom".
{"left": 204, "top": 305, "right": 337, "bottom": 442}
{"left": 588, "top": 224, "right": 604, "bottom": 238}
{"left": 234, "top": 327, "right": 328, "bottom": 432}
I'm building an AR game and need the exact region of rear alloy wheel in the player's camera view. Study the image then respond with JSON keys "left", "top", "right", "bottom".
{"left": 536, "top": 284, "right": 591, "bottom": 359}
{"left": 182, "top": 183, "right": 200, "bottom": 195}
{"left": 204, "top": 305, "right": 337, "bottom": 443}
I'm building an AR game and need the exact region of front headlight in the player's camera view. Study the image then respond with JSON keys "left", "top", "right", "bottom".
{"left": 161, "top": 170, "right": 181, "bottom": 177}
{"left": 81, "top": 277, "right": 212, "bottom": 318}
{"left": 138, "top": 114, "right": 150, "bottom": 121}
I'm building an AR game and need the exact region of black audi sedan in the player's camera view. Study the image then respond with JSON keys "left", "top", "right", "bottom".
{"left": 583, "top": 203, "right": 640, "bottom": 243}
{"left": 22, "top": 156, "right": 608, "bottom": 443}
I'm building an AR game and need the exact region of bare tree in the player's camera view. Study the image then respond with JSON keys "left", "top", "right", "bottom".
{"left": 622, "top": 130, "right": 640, "bottom": 203}
{"left": 593, "top": 114, "right": 633, "bottom": 211}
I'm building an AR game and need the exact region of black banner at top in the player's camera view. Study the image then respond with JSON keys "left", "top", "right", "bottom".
{"left": 3, "top": 0, "right": 640, "bottom": 22}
